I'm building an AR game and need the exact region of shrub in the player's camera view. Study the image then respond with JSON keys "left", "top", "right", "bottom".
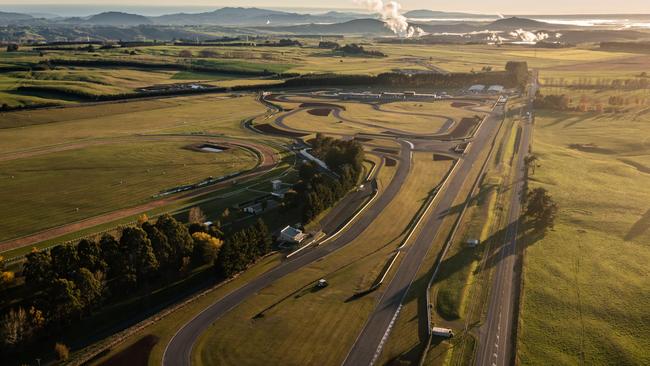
{"left": 54, "top": 342, "right": 69, "bottom": 361}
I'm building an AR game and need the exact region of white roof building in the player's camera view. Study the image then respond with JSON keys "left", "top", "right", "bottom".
{"left": 488, "top": 85, "right": 505, "bottom": 93}
{"left": 280, "top": 226, "right": 307, "bottom": 244}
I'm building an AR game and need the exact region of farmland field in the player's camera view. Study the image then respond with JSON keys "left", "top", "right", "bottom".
{"left": 517, "top": 107, "right": 650, "bottom": 365}
{"left": 0, "top": 43, "right": 638, "bottom": 108}
{"left": 0, "top": 94, "right": 282, "bottom": 245}
{"left": 0, "top": 139, "right": 258, "bottom": 242}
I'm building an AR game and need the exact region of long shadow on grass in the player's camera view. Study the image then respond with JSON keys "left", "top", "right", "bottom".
{"left": 624, "top": 208, "right": 650, "bottom": 241}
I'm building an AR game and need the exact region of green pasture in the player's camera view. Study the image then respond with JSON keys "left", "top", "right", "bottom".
{"left": 517, "top": 107, "right": 650, "bottom": 365}
{"left": 0, "top": 140, "right": 258, "bottom": 242}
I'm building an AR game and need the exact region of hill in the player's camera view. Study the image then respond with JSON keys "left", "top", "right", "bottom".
{"left": 404, "top": 9, "right": 491, "bottom": 19}
{"left": 257, "top": 18, "right": 394, "bottom": 36}
{"left": 151, "top": 7, "right": 362, "bottom": 26}
{"left": 85, "top": 12, "right": 153, "bottom": 26}
{"left": 0, "top": 11, "right": 34, "bottom": 25}
{"left": 485, "top": 17, "right": 553, "bottom": 30}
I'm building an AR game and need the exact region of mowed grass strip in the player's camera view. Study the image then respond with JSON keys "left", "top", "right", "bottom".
{"left": 517, "top": 109, "right": 650, "bottom": 365}
{"left": 0, "top": 140, "right": 258, "bottom": 242}
{"left": 191, "top": 153, "right": 452, "bottom": 366}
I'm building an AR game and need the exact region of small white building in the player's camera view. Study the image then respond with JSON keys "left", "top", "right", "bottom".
{"left": 469, "top": 85, "right": 485, "bottom": 93}
{"left": 488, "top": 85, "right": 505, "bottom": 93}
{"left": 280, "top": 226, "right": 307, "bottom": 244}
{"left": 243, "top": 202, "right": 264, "bottom": 215}
{"left": 431, "top": 327, "right": 454, "bottom": 338}
{"left": 271, "top": 179, "right": 283, "bottom": 191}
{"left": 466, "top": 239, "right": 480, "bottom": 248}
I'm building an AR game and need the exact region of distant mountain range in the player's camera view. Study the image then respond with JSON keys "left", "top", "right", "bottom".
{"left": 404, "top": 9, "right": 494, "bottom": 19}
{"left": 1, "top": 7, "right": 648, "bottom": 43}
{"left": 0, "top": 11, "right": 35, "bottom": 26}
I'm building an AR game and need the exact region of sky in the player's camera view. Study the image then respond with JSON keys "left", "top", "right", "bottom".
{"left": 1, "top": 0, "right": 649, "bottom": 15}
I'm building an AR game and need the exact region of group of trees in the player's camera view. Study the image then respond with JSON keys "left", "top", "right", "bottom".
{"left": 283, "top": 66, "right": 522, "bottom": 89}
{"left": 0, "top": 213, "right": 225, "bottom": 353}
{"left": 534, "top": 92, "right": 647, "bottom": 113}
{"left": 534, "top": 93, "right": 571, "bottom": 110}
{"left": 505, "top": 61, "right": 530, "bottom": 88}
{"left": 294, "top": 134, "right": 365, "bottom": 222}
{"left": 524, "top": 187, "right": 558, "bottom": 234}
{"left": 215, "top": 219, "right": 272, "bottom": 277}
{"left": 334, "top": 44, "right": 386, "bottom": 57}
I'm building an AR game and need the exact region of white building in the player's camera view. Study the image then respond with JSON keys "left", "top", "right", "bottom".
{"left": 280, "top": 226, "right": 307, "bottom": 244}
{"left": 469, "top": 85, "right": 485, "bottom": 93}
{"left": 488, "top": 85, "right": 505, "bottom": 93}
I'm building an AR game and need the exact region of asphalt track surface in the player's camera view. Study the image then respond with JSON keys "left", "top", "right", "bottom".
{"left": 343, "top": 103, "right": 506, "bottom": 366}
{"left": 269, "top": 96, "right": 460, "bottom": 138}
{"left": 162, "top": 141, "right": 413, "bottom": 366}
{"left": 475, "top": 82, "right": 536, "bottom": 366}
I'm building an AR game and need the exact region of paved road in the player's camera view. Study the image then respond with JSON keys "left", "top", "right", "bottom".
{"left": 162, "top": 141, "right": 413, "bottom": 366}
{"left": 343, "top": 103, "right": 506, "bottom": 366}
{"left": 475, "top": 81, "right": 536, "bottom": 366}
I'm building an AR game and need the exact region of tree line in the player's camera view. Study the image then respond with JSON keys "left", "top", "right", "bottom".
{"left": 283, "top": 62, "right": 526, "bottom": 89}
{"left": 288, "top": 134, "right": 365, "bottom": 222}
{"left": 0, "top": 211, "right": 272, "bottom": 358}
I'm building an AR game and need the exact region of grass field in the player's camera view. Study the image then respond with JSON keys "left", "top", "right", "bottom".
{"left": 0, "top": 139, "right": 258, "bottom": 242}
{"left": 0, "top": 94, "right": 283, "bottom": 246}
{"left": 191, "top": 152, "right": 452, "bottom": 366}
{"left": 517, "top": 107, "right": 650, "bottom": 365}
{"left": 0, "top": 95, "right": 266, "bottom": 152}
{"left": 1, "top": 43, "right": 637, "bottom": 107}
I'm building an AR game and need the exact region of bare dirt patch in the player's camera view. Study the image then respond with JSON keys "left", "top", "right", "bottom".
{"left": 384, "top": 157, "right": 397, "bottom": 167}
{"left": 307, "top": 108, "right": 333, "bottom": 117}
{"left": 254, "top": 123, "right": 309, "bottom": 137}
{"left": 451, "top": 102, "right": 476, "bottom": 108}
{"left": 299, "top": 102, "right": 345, "bottom": 110}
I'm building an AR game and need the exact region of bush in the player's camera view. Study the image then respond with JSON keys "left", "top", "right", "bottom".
{"left": 54, "top": 342, "right": 69, "bottom": 361}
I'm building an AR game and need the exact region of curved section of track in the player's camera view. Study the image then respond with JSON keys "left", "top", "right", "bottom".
{"left": 0, "top": 136, "right": 281, "bottom": 253}
{"left": 162, "top": 141, "right": 413, "bottom": 366}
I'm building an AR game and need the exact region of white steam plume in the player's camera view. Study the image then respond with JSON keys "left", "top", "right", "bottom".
{"left": 509, "top": 29, "right": 549, "bottom": 43}
{"left": 355, "top": 0, "right": 425, "bottom": 38}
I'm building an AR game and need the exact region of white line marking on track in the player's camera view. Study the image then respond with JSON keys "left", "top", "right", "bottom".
{"left": 370, "top": 304, "right": 402, "bottom": 366}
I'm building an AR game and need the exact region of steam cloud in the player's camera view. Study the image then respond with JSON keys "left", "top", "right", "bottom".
{"left": 509, "top": 29, "right": 550, "bottom": 43}
{"left": 356, "top": 0, "right": 426, "bottom": 38}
